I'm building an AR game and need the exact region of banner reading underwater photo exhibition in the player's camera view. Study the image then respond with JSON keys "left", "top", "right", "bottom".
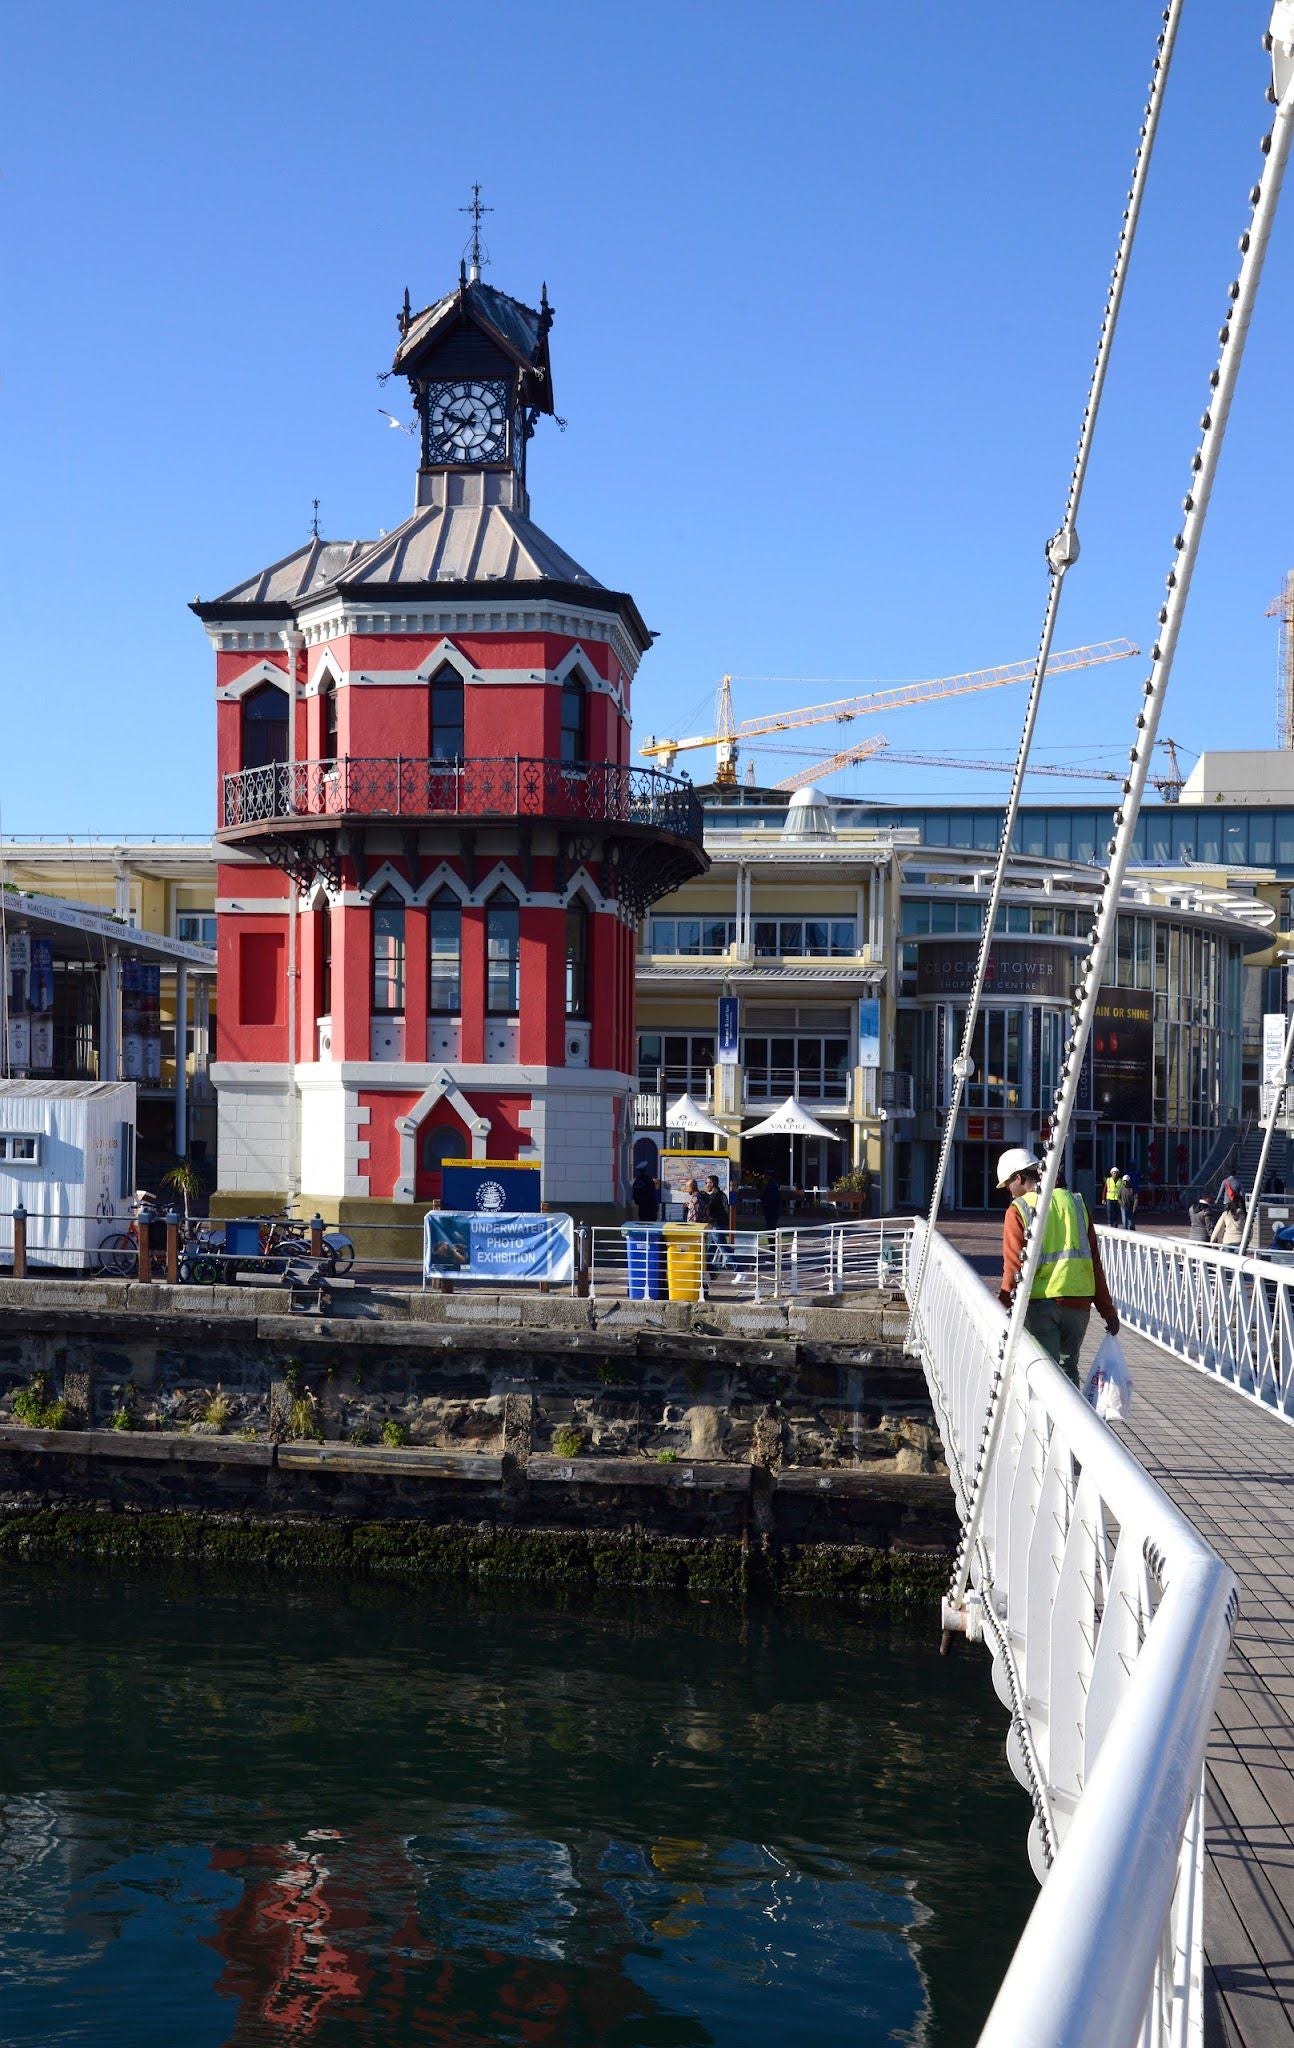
{"left": 423, "top": 1210, "right": 574, "bottom": 1285}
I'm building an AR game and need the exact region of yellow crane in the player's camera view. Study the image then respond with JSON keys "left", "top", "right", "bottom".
{"left": 640, "top": 639, "right": 1139, "bottom": 785}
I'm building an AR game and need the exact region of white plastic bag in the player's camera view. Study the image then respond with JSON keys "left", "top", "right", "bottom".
{"left": 1084, "top": 1331, "right": 1133, "bottom": 1423}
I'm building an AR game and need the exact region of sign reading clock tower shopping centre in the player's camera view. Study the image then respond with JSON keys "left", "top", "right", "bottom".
{"left": 194, "top": 247, "right": 707, "bottom": 1236}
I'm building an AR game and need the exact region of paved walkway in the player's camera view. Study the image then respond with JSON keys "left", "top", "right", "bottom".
{"left": 1111, "top": 1326, "right": 1294, "bottom": 2048}
{"left": 940, "top": 1215, "right": 1294, "bottom": 2045}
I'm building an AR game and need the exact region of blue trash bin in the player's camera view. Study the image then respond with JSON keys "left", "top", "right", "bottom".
{"left": 622, "top": 1224, "right": 666, "bottom": 1300}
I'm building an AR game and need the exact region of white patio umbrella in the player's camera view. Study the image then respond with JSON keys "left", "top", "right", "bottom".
{"left": 666, "top": 1093, "right": 729, "bottom": 1139}
{"left": 741, "top": 1096, "right": 843, "bottom": 1187}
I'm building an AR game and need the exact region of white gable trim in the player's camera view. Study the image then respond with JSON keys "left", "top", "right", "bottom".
{"left": 304, "top": 648, "right": 345, "bottom": 697}
{"left": 414, "top": 862, "right": 471, "bottom": 906}
{"left": 361, "top": 862, "right": 416, "bottom": 904}
{"left": 470, "top": 862, "right": 527, "bottom": 907}
{"left": 392, "top": 1068, "right": 491, "bottom": 1199}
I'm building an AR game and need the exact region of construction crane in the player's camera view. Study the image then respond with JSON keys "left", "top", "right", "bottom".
{"left": 640, "top": 639, "right": 1139, "bottom": 784}
{"left": 1269, "top": 572, "right": 1294, "bottom": 747}
{"left": 770, "top": 734, "right": 1190, "bottom": 799}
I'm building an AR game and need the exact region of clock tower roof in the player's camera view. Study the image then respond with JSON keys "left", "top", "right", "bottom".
{"left": 393, "top": 273, "right": 555, "bottom": 416}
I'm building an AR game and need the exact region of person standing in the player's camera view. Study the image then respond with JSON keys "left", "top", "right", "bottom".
{"left": 997, "top": 1148, "right": 1120, "bottom": 1385}
{"left": 682, "top": 1177, "right": 705, "bottom": 1223}
{"left": 1119, "top": 1171, "right": 1138, "bottom": 1232}
{"left": 631, "top": 1164, "right": 660, "bottom": 1223}
{"left": 703, "top": 1173, "right": 731, "bottom": 1271}
{"left": 760, "top": 1175, "right": 782, "bottom": 1230}
{"left": 1103, "top": 1166, "right": 1123, "bottom": 1229}
{"left": 1210, "top": 1196, "right": 1247, "bottom": 1249}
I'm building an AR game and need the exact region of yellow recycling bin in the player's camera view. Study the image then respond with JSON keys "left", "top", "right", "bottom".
{"left": 662, "top": 1223, "right": 707, "bottom": 1302}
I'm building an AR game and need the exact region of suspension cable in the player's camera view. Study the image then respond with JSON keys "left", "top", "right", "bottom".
{"left": 947, "top": 11, "right": 1294, "bottom": 1623}
{"left": 904, "top": 2, "right": 1184, "bottom": 1349}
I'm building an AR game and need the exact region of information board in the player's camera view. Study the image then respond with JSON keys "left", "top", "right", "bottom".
{"left": 423, "top": 1210, "right": 573, "bottom": 1285}
{"left": 440, "top": 1159, "right": 542, "bottom": 1214}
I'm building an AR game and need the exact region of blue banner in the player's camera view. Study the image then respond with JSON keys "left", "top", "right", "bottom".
{"left": 717, "top": 995, "right": 739, "bottom": 1065}
{"left": 858, "top": 997, "right": 880, "bottom": 1070}
{"left": 424, "top": 1211, "right": 574, "bottom": 1285}
{"left": 29, "top": 940, "right": 54, "bottom": 1015}
{"left": 441, "top": 1161, "right": 542, "bottom": 1214}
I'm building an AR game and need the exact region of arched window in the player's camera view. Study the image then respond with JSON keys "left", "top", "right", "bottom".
{"left": 428, "top": 888, "right": 461, "bottom": 1014}
{"left": 429, "top": 664, "right": 464, "bottom": 763}
{"left": 565, "top": 902, "right": 588, "bottom": 1018}
{"left": 371, "top": 886, "right": 406, "bottom": 1015}
{"left": 320, "top": 680, "right": 338, "bottom": 764}
{"left": 242, "top": 684, "right": 289, "bottom": 771}
{"left": 560, "top": 674, "right": 586, "bottom": 765}
{"left": 318, "top": 905, "right": 332, "bottom": 1017}
{"left": 486, "top": 891, "right": 520, "bottom": 1014}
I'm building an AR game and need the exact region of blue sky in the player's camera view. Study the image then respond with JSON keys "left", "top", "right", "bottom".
{"left": 2, "top": 0, "right": 1290, "bottom": 829}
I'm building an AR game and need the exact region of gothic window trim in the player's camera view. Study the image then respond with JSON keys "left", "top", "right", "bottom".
{"left": 361, "top": 864, "right": 416, "bottom": 905}
{"left": 217, "top": 658, "right": 291, "bottom": 704}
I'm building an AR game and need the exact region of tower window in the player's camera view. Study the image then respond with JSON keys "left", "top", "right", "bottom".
{"left": 560, "top": 676, "right": 586, "bottom": 766}
{"left": 430, "top": 665, "right": 464, "bottom": 763}
{"left": 371, "top": 888, "right": 406, "bottom": 1014}
{"left": 486, "top": 892, "right": 520, "bottom": 1014}
{"left": 429, "top": 888, "right": 462, "bottom": 1014}
{"left": 566, "top": 902, "right": 588, "bottom": 1018}
{"left": 320, "top": 681, "right": 338, "bottom": 764}
{"left": 241, "top": 684, "right": 289, "bottom": 771}
{"left": 318, "top": 906, "right": 332, "bottom": 1017}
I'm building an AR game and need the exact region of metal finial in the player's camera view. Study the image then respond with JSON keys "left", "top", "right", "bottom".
{"left": 310, "top": 498, "right": 321, "bottom": 540}
{"left": 399, "top": 286, "right": 412, "bottom": 335}
{"left": 460, "top": 182, "right": 493, "bottom": 281}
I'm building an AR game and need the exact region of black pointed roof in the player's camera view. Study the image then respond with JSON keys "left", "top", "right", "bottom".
{"left": 393, "top": 275, "right": 554, "bottom": 413}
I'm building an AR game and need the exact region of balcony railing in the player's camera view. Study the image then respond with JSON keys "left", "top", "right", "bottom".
{"left": 221, "top": 756, "right": 704, "bottom": 842}
{"left": 744, "top": 1068, "right": 851, "bottom": 1106}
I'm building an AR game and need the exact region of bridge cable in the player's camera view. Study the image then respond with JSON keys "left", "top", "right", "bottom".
{"left": 945, "top": 11, "right": 1294, "bottom": 1636}
{"left": 904, "top": 0, "right": 1185, "bottom": 1356}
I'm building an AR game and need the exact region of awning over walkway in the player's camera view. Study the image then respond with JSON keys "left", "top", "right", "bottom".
{"left": 666, "top": 1092, "right": 729, "bottom": 1138}
{"left": 741, "top": 1097, "right": 843, "bottom": 1144}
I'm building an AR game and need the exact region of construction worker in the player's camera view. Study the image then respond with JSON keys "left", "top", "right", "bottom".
{"left": 997, "top": 1147, "right": 1120, "bottom": 1385}
{"left": 1103, "top": 1165, "right": 1123, "bottom": 1229}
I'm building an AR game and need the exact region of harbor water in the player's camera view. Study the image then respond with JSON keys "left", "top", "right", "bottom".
{"left": 0, "top": 1572, "right": 1034, "bottom": 2046}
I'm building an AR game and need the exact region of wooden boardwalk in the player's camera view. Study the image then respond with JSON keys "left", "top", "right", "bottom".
{"left": 1107, "top": 1326, "right": 1294, "bottom": 2047}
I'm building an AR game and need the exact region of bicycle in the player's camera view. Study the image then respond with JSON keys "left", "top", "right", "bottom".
{"left": 98, "top": 1193, "right": 168, "bottom": 1278}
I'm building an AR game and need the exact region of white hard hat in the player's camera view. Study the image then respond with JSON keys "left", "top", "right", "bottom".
{"left": 996, "top": 1147, "right": 1039, "bottom": 1189}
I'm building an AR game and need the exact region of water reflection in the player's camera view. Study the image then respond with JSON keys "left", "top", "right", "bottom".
{"left": 0, "top": 1574, "right": 1033, "bottom": 2046}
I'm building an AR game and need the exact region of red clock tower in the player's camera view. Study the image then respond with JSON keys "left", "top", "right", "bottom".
{"left": 197, "top": 259, "right": 705, "bottom": 1234}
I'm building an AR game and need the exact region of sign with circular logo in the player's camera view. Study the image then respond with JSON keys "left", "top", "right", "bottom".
{"left": 476, "top": 1180, "right": 508, "bottom": 1213}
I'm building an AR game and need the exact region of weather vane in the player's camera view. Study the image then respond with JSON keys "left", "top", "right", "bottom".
{"left": 310, "top": 498, "right": 321, "bottom": 540}
{"left": 460, "top": 182, "right": 493, "bottom": 279}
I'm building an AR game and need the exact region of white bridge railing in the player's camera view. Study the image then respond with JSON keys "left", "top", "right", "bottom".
{"left": 585, "top": 1216, "right": 906, "bottom": 1302}
{"left": 1099, "top": 1224, "right": 1294, "bottom": 1421}
{"left": 905, "top": 1218, "right": 1236, "bottom": 2048}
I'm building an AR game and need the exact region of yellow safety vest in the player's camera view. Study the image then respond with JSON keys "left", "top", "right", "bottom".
{"left": 1103, "top": 1173, "right": 1121, "bottom": 1204}
{"left": 1012, "top": 1189, "right": 1095, "bottom": 1300}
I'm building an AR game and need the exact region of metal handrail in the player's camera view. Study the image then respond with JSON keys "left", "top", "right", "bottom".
{"left": 220, "top": 756, "right": 705, "bottom": 841}
{"left": 905, "top": 1218, "right": 1234, "bottom": 2048}
{"left": 1099, "top": 1223, "right": 1294, "bottom": 1421}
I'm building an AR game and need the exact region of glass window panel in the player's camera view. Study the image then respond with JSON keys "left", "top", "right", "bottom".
{"left": 1046, "top": 815, "right": 1071, "bottom": 862}
{"left": 486, "top": 896, "right": 520, "bottom": 1014}
{"left": 676, "top": 920, "right": 701, "bottom": 955}
{"left": 560, "top": 679, "right": 586, "bottom": 765}
{"left": 1031, "top": 908, "right": 1055, "bottom": 935}
{"left": 1071, "top": 815, "right": 1099, "bottom": 863}
{"left": 650, "top": 920, "right": 675, "bottom": 953}
{"left": 1195, "top": 814, "right": 1222, "bottom": 863}
{"left": 754, "top": 921, "right": 779, "bottom": 955}
{"left": 804, "top": 921, "right": 830, "bottom": 956}
{"left": 429, "top": 890, "right": 461, "bottom": 1014}
{"left": 702, "top": 919, "right": 731, "bottom": 953}
{"left": 1250, "top": 813, "right": 1274, "bottom": 864}
{"left": 1277, "top": 813, "right": 1294, "bottom": 866}
{"left": 565, "top": 903, "right": 588, "bottom": 1017}
{"left": 930, "top": 901, "right": 956, "bottom": 933}
{"left": 780, "top": 922, "right": 804, "bottom": 955}
{"left": 430, "top": 667, "right": 464, "bottom": 763}
{"left": 1135, "top": 917, "right": 1153, "bottom": 989}
{"left": 372, "top": 899, "right": 406, "bottom": 1014}
{"left": 830, "top": 919, "right": 856, "bottom": 953}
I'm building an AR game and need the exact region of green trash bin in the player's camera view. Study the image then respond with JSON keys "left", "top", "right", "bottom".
{"left": 662, "top": 1223, "right": 706, "bottom": 1302}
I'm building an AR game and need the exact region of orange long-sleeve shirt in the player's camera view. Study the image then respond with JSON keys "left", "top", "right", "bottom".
{"left": 998, "top": 1196, "right": 1118, "bottom": 1326}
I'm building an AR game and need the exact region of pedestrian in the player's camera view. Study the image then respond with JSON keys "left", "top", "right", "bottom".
{"left": 1210, "top": 1195, "right": 1247, "bottom": 1249}
{"left": 631, "top": 1163, "right": 659, "bottom": 1223}
{"left": 682, "top": 1177, "right": 705, "bottom": 1224}
{"left": 996, "top": 1147, "right": 1120, "bottom": 1386}
{"left": 760, "top": 1174, "right": 782, "bottom": 1230}
{"left": 703, "top": 1173, "right": 731, "bottom": 1270}
{"left": 1119, "top": 1171, "right": 1138, "bottom": 1232}
{"left": 1187, "top": 1199, "right": 1212, "bottom": 1243}
{"left": 1103, "top": 1166, "right": 1123, "bottom": 1229}
{"left": 1217, "top": 1171, "right": 1241, "bottom": 1208}
{"left": 1273, "top": 1173, "right": 1286, "bottom": 1197}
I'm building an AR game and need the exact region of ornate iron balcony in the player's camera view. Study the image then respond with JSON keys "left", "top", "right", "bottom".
{"left": 221, "top": 755, "right": 704, "bottom": 843}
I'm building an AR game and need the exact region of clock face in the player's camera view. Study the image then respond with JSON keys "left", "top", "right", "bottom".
{"left": 426, "top": 380, "right": 510, "bottom": 464}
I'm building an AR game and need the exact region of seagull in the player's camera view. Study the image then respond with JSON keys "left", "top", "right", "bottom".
{"left": 378, "top": 408, "right": 415, "bottom": 434}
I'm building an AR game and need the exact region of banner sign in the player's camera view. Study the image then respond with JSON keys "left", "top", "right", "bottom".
{"left": 29, "top": 939, "right": 54, "bottom": 1015}
{"left": 1093, "top": 988, "right": 1154, "bottom": 1123}
{"left": 6, "top": 933, "right": 30, "bottom": 1013}
{"left": 858, "top": 997, "right": 880, "bottom": 1070}
{"left": 441, "top": 1159, "right": 542, "bottom": 1214}
{"left": 423, "top": 1210, "right": 573, "bottom": 1285}
{"left": 717, "top": 995, "right": 740, "bottom": 1066}
{"left": 1262, "top": 1012, "right": 1290, "bottom": 1120}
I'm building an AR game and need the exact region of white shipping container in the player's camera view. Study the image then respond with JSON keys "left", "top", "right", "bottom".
{"left": 0, "top": 1081, "right": 137, "bottom": 1271}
